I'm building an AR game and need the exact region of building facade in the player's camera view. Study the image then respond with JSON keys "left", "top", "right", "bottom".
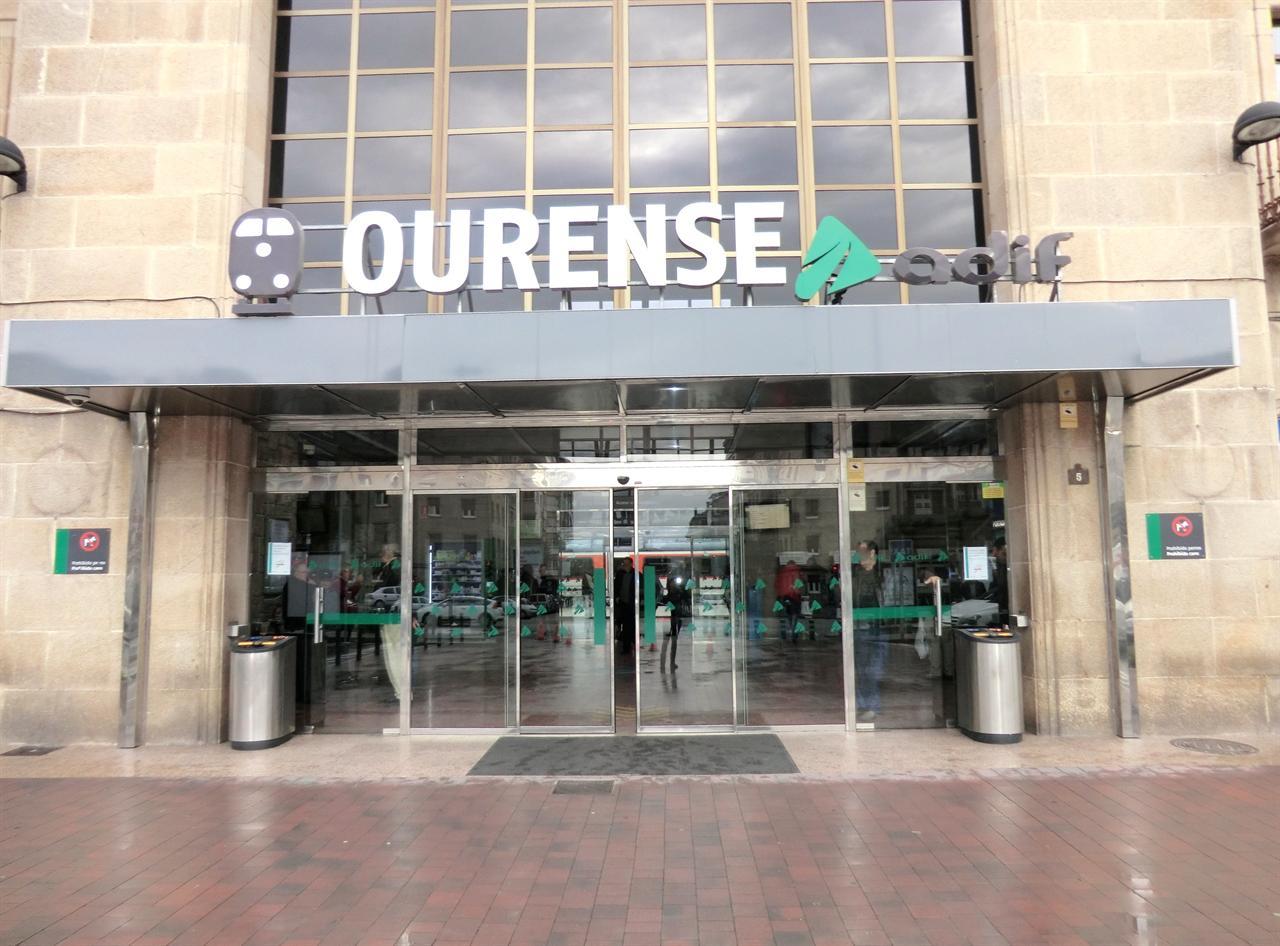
{"left": 0, "top": 0, "right": 1277, "bottom": 745}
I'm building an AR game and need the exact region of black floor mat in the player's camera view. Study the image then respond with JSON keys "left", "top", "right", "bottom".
{"left": 467, "top": 734, "right": 799, "bottom": 776}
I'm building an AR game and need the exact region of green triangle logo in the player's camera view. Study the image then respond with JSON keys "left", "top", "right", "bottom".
{"left": 794, "top": 216, "right": 880, "bottom": 301}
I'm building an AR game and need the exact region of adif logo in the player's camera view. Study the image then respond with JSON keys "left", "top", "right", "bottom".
{"left": 794, "top": 217, "right": 880, "bottom": 302}
{"left": 794, "top": 218, "right": 1073, "bottom": 301}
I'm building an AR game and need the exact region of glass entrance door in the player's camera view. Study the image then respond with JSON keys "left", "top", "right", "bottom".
{"left": 251, "top": 490, "right": 404, "bottom": 734}
{"left": 517, "top": 490, "right": 613, "bottom": 730}
{"left": 732, "top": 487, "right": 845, "bottom": 726}
{"left": 635, "top": 489, "right": 734, "bottom": 729}
{"left": 848, "top": 481, "right": 1004, "bottom": 729}
{"left": 410, "top": 493, "right": 517, "bottom": 729}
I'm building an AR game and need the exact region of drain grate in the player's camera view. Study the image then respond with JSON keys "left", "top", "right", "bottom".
{"left": 553, "top": 779, "right": 615, "bottom": 795}
{"left": 2, "top": 745, "right": 61, "bottom": 757}
{"left": 1170, "top": 738, "right": 1258, "bottom": 756}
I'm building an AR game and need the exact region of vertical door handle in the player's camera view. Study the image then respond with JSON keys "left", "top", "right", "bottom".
{"left": 313, "top": 587, "right": 323, "bottom": 644}
{"left": 932, "top": 578, "right": 943, "bottom": 638}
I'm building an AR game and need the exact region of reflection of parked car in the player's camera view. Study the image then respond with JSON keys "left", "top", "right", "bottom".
{"left": 422, "top": 595, "right": 502, "bottom": 627}
{"left": 520, "top": 593, "right": 560, "bottom": 617}
{"left": 367, "top": 586, "right": 427, "bottom": 613}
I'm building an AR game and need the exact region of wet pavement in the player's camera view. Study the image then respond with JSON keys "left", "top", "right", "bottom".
{"left": 3, "top": 763, "right": 1279, "bottom": 946}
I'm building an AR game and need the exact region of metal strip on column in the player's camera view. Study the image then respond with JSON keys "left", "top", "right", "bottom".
{"left": 1098, "top": 384, "right": 1140, "bottom": 738}
{"left": 398, "top": 425, "right": 413, "bottom": 734}
{"left": 118, "top": 411, "right": 156, "bottom": 748}
{"left": 834, "top": 417, "right": 856, "bottom": 731}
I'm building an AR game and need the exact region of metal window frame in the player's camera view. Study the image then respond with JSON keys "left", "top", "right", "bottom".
{"left": 269, "top": 0, "right": 984, "bottom": 312}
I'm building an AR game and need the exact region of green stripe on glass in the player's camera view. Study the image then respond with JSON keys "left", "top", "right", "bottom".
{"left": 593, "top": 567, "right": 606, "bottom": 646}
{"left": 852, "top": 605, "right": 953, "bottom": 620}
{"left": 306, "top": 612, "right": 401, "bottom": 625}
{"left": 643, "top": 565, "right": 656, "bottom": 645}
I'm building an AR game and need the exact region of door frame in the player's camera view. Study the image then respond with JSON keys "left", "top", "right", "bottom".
{"left": 257, "top": 454, "right": 999, "bottom": 734}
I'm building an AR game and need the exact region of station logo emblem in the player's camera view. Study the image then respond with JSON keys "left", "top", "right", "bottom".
{"left": 794, "top": 217, "right": 880, "bottom": 302}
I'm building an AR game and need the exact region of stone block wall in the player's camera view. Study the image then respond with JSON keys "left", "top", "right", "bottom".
{"left": 979, "top": 0, "right": 1280, "bottom": 734}
{"left": 0, "top": 0, "right": 270, "bottom": 744}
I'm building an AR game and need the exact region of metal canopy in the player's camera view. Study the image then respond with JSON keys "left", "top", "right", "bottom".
{"left": 2, "top": 299, "right": 1237, "bottom": 423}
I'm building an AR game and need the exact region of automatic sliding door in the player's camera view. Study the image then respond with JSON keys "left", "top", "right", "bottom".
{"left": 518, "top": 490, "right": 613, "bottom": 730}
{"left": 635, "top": 489, "right": 733, "bottom": 729}
{"left": 410, "top": 493, "right": 517, "bottom": 729}
{"left": 732, "top": 488, "right": 845, "bottom": 726}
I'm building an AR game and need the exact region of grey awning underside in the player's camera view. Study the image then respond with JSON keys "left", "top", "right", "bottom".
{"left": 2, "top": 299, "right": 1237, "bottom": 422}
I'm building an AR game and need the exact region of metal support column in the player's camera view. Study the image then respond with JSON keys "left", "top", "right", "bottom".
{"left": 398, "top": 425, "right": 414, "bottom": 734}
{"left": 1098, "top": 389, "right": 1140, "bottom": 738}
{"left": 833, "top": 417, "right": 856, "bottom": 731}
{"left": 118, "top": 411, "right": 156, "bottom": 748}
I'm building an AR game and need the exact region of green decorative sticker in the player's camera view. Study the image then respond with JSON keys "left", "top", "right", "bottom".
{"left": 593, "top": 567, "right": 607, "bottom": 646}
{"left": 794, "top": 215, "right": 881, "bottom": 302}
{"left": 754, "top": 578, "right": 766, "bottom": 591}
{"left": 450, "top": 581, "right": 462, "bottom": 594}
{"left": 828, "top": 576, "right": 839, "bottom": 590}
{"left": 485, "top": 581, "right": 498, "bottom": 594}
{"left": 794, "top": 621, "right": 806, "bottom": 635}
{"left": 535, "top": 603, "right": 547, "bottom": 616}
{"left": 830, "top": 620, "right": 842, "bottom": 635}
{"left": 772, "top": 600, "right": 784, "bottom": 613}
{"left": 519, "top": 582, "right": 530, "bottom": 594}
{"left": 503, "top": 601, "right": 516, "bottom": 615}
{"left": 574, "top": 602, "right": 585, "bottom": 615}
{"left": 735, "top": 600, "right": 746, "bottom": 613}
{"left": 521, "top": 625, "right": 533, "bottom": 637}
{"left": 793, "top": 578, "right": 805, "bottom": 590}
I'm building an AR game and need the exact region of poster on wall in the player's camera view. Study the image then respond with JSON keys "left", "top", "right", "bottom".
{"left": 267, "top": 542, "right": 292, "bottom": 576}
{"left": 962, "top": 546, "right": 990, "bottom": 582}
{"left": 1146, "top": 513, "right": 1206, "bottom": 559}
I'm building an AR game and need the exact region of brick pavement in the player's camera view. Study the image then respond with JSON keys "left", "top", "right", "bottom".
{"left": 1, "top": 766, "right": 1278, "bottom": 946}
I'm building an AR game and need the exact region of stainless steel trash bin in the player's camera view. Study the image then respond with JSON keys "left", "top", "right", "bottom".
{"left": 954, "top": 627, "right": 1023, "bottom": 744}
{"left": 229, "top": 636, "right": 296, "bottom": 750}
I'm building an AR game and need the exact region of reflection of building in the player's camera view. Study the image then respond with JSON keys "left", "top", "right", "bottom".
{"left": 1, "top": 2, "right": 1277, "bottom": 745}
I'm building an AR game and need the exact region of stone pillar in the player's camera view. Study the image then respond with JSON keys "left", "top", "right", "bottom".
{"left": 145, "top": 417, "right": 253, "bottom": 743}
{"left": 976, "top": 0, "right": 1280, "bottom": 734}
{"left": 0, "top": 0, "right": 272, "bottom": 744}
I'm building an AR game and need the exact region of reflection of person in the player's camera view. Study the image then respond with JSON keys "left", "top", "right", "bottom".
{"left": 991, "top": 537, "right": 1009, "bottom": 627}
{"left": 852, "top": 541, "right": 886, "bottom": 723}
{"left": 376, "top": 544, "right": 408, "bottom": 703}
{"left": 661, "top": 570, "right": 690, "bottom": 672}
{"left": 281, "top": 557, "right": 313, "bottom": 632}
{"left": 615, "top": 558, "right": 636, "bottom": 655}
{"left": 342, "top": 565, "right": 363, "bottom": 611}
{"left": 775, "top": 559, "right": 802, "bottom": 642}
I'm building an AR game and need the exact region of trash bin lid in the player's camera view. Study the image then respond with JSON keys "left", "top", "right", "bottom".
{"left": 232, "top": 635, "right": 293, "bottom": 650}
{"left": 957, "top": 627, "right": 1019, "bottom": 642}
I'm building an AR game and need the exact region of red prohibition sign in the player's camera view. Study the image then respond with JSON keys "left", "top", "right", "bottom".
{"left": 78, "top": 531, "right": 101, "bottom": 552}
{"left": 1170, "top": 516, "right": 1194, "bottom": 538}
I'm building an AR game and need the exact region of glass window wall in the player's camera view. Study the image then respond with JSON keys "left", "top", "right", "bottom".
{"left": 270, "top": 0, "right": 980, "bottom": 310}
